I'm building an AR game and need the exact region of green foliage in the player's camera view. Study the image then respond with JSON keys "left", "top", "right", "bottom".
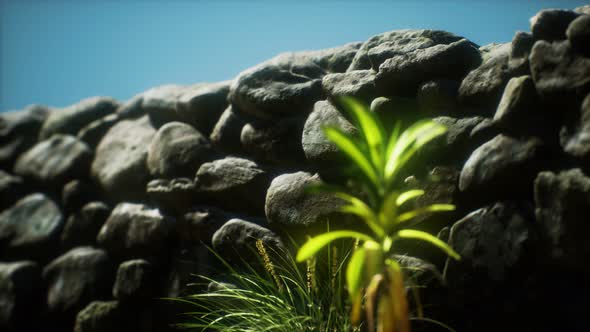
{"left": 172, "top": 238, "right": 358, "bottom": 332}
{"left": 296, "top": 96, "right": 460, "bottom": 332}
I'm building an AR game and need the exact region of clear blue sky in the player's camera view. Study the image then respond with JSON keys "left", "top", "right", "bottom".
{"left": 1, "top": 0, "right": 586, "bottom": 111}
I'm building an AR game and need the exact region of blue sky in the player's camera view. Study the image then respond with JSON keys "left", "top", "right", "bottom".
{"left": 1, "top": 0, "right": 587, "bottom": 111}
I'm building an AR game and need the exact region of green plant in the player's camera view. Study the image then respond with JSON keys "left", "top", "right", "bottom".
{"left": 173, "top": 237, "right": 357, "bottom": 332}
{"left": 296, "top": 97, "right": 461, "bottom": 332}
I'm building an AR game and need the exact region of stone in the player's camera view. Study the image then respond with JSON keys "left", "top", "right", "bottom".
{"left": 0, "top": 261, "right": 41, "bottom": 329}
{"left": 164, "top": 244, "right": 218, "bottom": 297}
{"left": 416, "top": 79, "right": 460, "bottom": 115}
{"left": 13, "top": 135, "right": 92, "bottom": 189}
{"left": 0, "top": 105, "right": 49, "bottom": 169}
{"left": 369, "top": 96, "right": 423, "bottom": 130}
{"left": 62, "top": 180, "right": 100, "bottom": 214}
{"left": 562, "top": 94, "right": 590, "bottom": 166}
{"left": 91, "top": 116, "right": 156, "bottom": 202}
{"left": 458, "top": 43, "right": 517, "bottom": 115}
{"left": 321, "top": 70, "right": 377, "bottom": 102}
{"left": 0, "top": 194, "right": 63, "bottom": 261}
{"left": 118, "top": 84, "right": 185, "bottom": 126}
{"left": 212, "top": 218, "right": 283, "bottom": 262}
{"left": 97, "top": 203, "right": 176, "bottom": 260}
{"left": 530, "top": 40, "right": 590, "bottom": 105}
{"left": 209, "top": 106, "right": 248, "bottom": 154}
{"left": 176, "top": 81, "right": 231, "bottom": 135}
{"left": 428, "top": 116, "right": 487, "bottom": 165}
{"left": 348, "top": 29, "right": 468, "bottom": 71}
{"left": 61, "top": 202, "right": 111, "bottom": 250}
{"left": 375, "top": 39, "right": 481, "bottom": 96}
{"left": 567, "top": 14, "right": 590, "bottom": 56}
{"left": 194, "top": 157, "right": 271, "bottom": 215}
{"left": 240, "top": 116, "right": 306, "bottom": 165}
{"left": 530, "top": 9, "right": 580, "bottom": 42}
{"left": 228, "top": 51, "right": 325, "bottom": 119}
{"left": 180, "top": 206, "right": 234, "bottom": 245}
{"left": 444, "top": 202, "right": 536, "bottom": 282}
{"left": 508, "top": 31, "right": 535, "bottom": 74}
{"left": 77, "top": 114, "right": 119, "bottom": 149}
{"left": 492, "top": 76, "right": 541, "bottom": 133}
{"left": 74, "top": 301, "right": 124, "bottom": 332}
{"left": 112, "top": 259, "right": 154, "bottom": 301}
{"left": 575, "top": 5, "right": 590, "bottom": 15}
{"left": 0, "top": 171, "right": 26, "bottom": 211}
{"left": 147, "top": 122, "right": 213, "bottom": 178}
{"left": 302, "top": 100, "right": 357, "bottom": 164}
{"left": 265, "top": 172, "right": 343, "bottom": 227}
{"left": 534, "top": 169, "right": 590, "bottom": 268}
{"left": 459, "top": 135, "right": 546, "bottom": 204}
{"left": 39, "top": 97, "right": 118, "bottom": 140}
{"left": 146, "top": 178, "right": 196, "bottom": 214}
{"left": 43, "top": 247, "right": 114, "bottom": 318}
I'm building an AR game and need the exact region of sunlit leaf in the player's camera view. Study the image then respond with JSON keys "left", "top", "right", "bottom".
{"left": 347, "top": 247, "right": 366, "bottom": 325}
{"left": 379, "top": 191, "right": 399, "bottom": 231}
{"left": 397, "top": 229, "right": 461, "bottom": 260}
{"left": 386, "top": 259, "right": 409, "bottom": 332}
{"left": 397, "top": 204, "right": 455, "bottom": 224}
{"left": 338, "top": 96, "right": 386, "bottom": 172}
{"left": 377, "top": 295, "right": 395, "bottom": 332}
{"left": 336, "top": 192, "right": 384, "bottom": 237}
{"left": 396, "top": 189, "right": 425, "bottom": 206}
{"left": 324, "top": 126, "right": 379, "bottom": 187}
{"left": 296, "top": 231, "right": 373, "bottom": 262}
{"left": 365, "top": 273, "right": 384, "bottom": 332}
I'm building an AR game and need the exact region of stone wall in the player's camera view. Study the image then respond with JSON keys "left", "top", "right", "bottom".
{"left": 1, "top": 5, "right": 590, "bottom": 332}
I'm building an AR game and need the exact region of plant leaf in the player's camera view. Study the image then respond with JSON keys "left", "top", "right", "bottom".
{"left": 396, "top": 189, "right": 425, "bottom": 206}
{"left": 336, "top": 192, "right": 385, "bottom": 237}
{"left": 338, "top": 96, "right": 386, "bottom": 172}
{"left": 365, "top": 273, "right": 384, "bottom": 332}
{"left": 385, "top": 259, "right": 410, "bottom": 332}
{"left": 346, "top": 246, "right": 366, "bottom": 325}
{"left": 396, "top": 204, "right": 455, "bottom": 224}
{"left": 323, "top": 126, "right": 379, "bottom": 187}
{"left": 396, "top": 229, "right": 461, "bottom": 260}
{"left": 296, "top": 231, "right": 373, "bottom": 262}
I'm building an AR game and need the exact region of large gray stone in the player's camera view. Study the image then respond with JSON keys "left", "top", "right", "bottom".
{"left": 0, "top": 194, "right": 63, "bottom": 261}
{"left": 492, "top": 75, "right": 541, "bottom": 133}
{"left": 43, "top": 247, "right": 114, "bottom": 318}
{"left": 348, "top": 29, "right": 468, "bottom": 71}
{"left": 209, "top": 106, "right": 248, "bottom": 154}
{"left": 0, "top": 171, "right": 26, "bottom": 211}
{"left": 117, "top": 84, "right": 185, "bottom": 126}
{"left": 212, "top": 218, "right": 283, "bottom": 262}
{"left": 176, "top": 81, "right": 231, "bottom": 135}
{"left": 428, "top": 116, "right": 487, "bottom": 165}
{"left": 459, "top": 135, "right": 546, "bottom": 204}
{"left": 562, "top": 94, "right": 590, "bottom": 167}
{"left": 534, "top": 169, "right": 590, "bottom": 269}
{"left": 61, "top": 202, "right": 111, "bottom": 250}
{"left": 146, "top": 178, "right": 196, "bottom": 214}
{"left": 97, "top": 203, "right": 176, "bottom": 260}
{"left": 91, "top": 116, "right": 156, "bottom": 202}
{"left": 458, "top": 43, "right": 517, "bottom": 115}
{"left": 147, "top": 122, "right": 213, "bottom": 178}
{"left": 530, "top": 40, "right": 590, "bottom": 103}
{"left": 321, "top": 70, "right": 377, "bottom": 102}
{"left": 77, "top": 114, "right": 120, "bottom": 149}
{"left": 508, "top": 31, "right": 535, "bottom": 74}
{"left": 112, "top": 259, "right": 154, "bottom": 302}
{"left": 0, "top": 261, "right": 41, "bottom": 329}
{"left": 74, "top": 301, "right": 124, "bottom": 332}
{"left": 416, "top": 79, "right": 460, "bottom": 115}
{"left": 14, "top": 135, "right": 92, "bottom": 189}
{"left": 530, "top": 9, "right": 580, "bottom": 42}
{"left": 61, "top": 179, "right": 100, "bottom": 214}
{"left": 375, "top": 39, "right": 481, "bottom": 96}
{"left": 0, "top": 105, "right": 49, "bottom": 169}
{"left": 444, "top": 202, "right": 536, "bottom": 282}
{"left": 240, "top": 116, "right": 306, "bottom": 165}
{"left": 194, "top": 157, "right": 271, "bottom": 215}
{"left": 567, "top": 14, "right": 590, "bottom": 56}
{"left": 228, "top": 51, "right": 327, "bottom": 119}
{"left": 180, "top": 206, "right": 234, "bottom": 245}
{"left": 265, "top": 172, "right": 343, "bottom": 227}
{"left": 302, "top": 100, "right": 356, "bottom": 164}
{"left": 39, "top": 97, "right": 118, "bottom": 140}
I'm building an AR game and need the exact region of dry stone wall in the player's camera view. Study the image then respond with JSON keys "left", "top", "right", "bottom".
{"left": 1, "top": 5, "right": 590, "bottom": 332}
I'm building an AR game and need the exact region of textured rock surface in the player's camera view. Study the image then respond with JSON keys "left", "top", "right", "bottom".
{"left": 561, "top": 94, "right": 590, "bottom": 166}
{"left": 0, "top": 171, "right": 25, "bottom": 211}
{"left": 43, "top": 247, "right": 114, "bottom": 319}
{"left": 61, "top": 202, "right": 111, "bottom": 250}
{"left": 0, "top": 105, "right": 49, "bottom": 169}
{"left": 112, "top": 259, "right": 154, "bottom": 302}
{"left": 91, "top": 116, "right": 156, "bottom": 202}
{"left": 212, "top": 218, "right": 283, "bottom": 261}
{"left": 194, "top": 157, "right": 271, "bottom": 214}
{"left": 0, "top": 194, "right": 63, "bottom": 261}
{"left": 74, "top": 301, "right": 124, "bottom": 332}
{"left": 39, "top": 97, "right": 119, "bottom": 140}
{"left": 0, "top": 261, "right": 41, "bottom": 329}
{"left": 97, "top": 203, "right": 176, "bottom": 260}
{"left": 176, "top": 81, "right": 231, "bottom": 135}
{"left": 14, "top": 135, "right": 92, "bottom": 189}
{"left": 530, "top": 9, "right": 579, "bottom": 42}
{"left": 147, "top": 122, "right": 213, "bottom": 178}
